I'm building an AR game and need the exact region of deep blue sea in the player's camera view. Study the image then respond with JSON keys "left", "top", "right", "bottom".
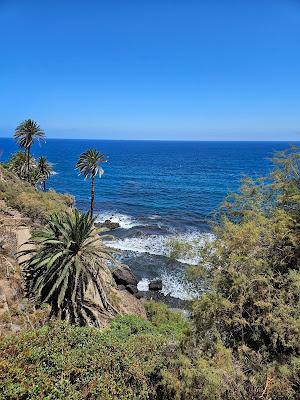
{"left": 1, "top": 138, "right": 296, "bottom": 298}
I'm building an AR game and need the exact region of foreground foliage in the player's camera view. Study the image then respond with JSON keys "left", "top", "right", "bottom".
{"left": 0, "top": 308, "right": 187, "bottom": 400}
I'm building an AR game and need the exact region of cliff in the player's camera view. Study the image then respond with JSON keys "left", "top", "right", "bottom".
{"left": 0, "top": 167, "right": 145, "bottom": 335}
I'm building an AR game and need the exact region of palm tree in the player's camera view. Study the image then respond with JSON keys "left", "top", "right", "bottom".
{"left": 14, "top": 119, "right": 45, "bottom": 182}
{"left": 8, "top": 150, "right": 37, "bottom": 181}
{"left": 37, "top": 156, "right": 53, "bottom": 191}
{"left": 76, "top": 149, "right": 107, "bottom": 216}
{"left": 18, "top": 210, "right": 118, "bottom": 327}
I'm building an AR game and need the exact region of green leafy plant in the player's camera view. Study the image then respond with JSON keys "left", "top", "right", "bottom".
{"left": 18, "top": 210, "right": 117, "bottom": 327}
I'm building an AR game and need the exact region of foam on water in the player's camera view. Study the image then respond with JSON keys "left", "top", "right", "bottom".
{"left": 108, "top": 231, "right": 214, "bottom": 265}
{"left": 137, "top": 274, "right": 198, "bottom": 300}
{"left": 96, "top": 212, "right": 141, "bottom": 229}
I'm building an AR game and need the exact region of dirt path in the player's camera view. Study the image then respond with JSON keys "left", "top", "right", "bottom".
{"left": 16, "top": 227, "right": 32, "bottom": 264}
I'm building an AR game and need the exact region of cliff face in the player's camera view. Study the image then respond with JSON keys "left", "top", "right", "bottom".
{"left": 0, "top": 199, "right": 32, "bottom": 335}
{"left": 0, "top": 169, "right": 145, "bottom": 335}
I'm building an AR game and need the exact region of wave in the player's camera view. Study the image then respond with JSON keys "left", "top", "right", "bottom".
{"left": 107, "top": 231, "right": 214, "bottom": 265}
{"left": 137, "top": 274, "right": 198, "bottom": 300}
{"left": 96, "top": 212, "right": 142, "bottom": 229}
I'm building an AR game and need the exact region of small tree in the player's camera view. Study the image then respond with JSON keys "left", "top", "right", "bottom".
{"left": 76, "top": 149, "right": 107, "bottom": 216}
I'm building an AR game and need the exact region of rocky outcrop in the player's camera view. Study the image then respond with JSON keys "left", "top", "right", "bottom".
{"left": 149, "top": 279, "right": 163, "bottom": 291}
{"left": 95, "top": 220, "right": 120, "bottom": 230}
{"left": 112, "top": 263, "right": 138, "bottom": 287}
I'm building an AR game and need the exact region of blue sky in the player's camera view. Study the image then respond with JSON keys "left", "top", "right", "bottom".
{"left": 0, "top": 0, "right": 300, "bottom": 140}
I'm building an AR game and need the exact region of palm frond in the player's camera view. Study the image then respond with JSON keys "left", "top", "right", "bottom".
{"left": 18, "top": 209, "right": 118, "bottom": 326}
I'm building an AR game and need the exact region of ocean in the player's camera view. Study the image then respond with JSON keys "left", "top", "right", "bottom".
{"left": 1, "top": 138, "right": 296, "bottom": 299}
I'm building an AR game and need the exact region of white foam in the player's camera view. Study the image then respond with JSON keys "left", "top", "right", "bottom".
{"left": 137, "top": 274, "right": 197, "bottom": 300}
{"left": 137, "top": 278, "right": 150, "bottom": 291}
{"left": 108, "top": 231, "right": 214, "bottom": 265}
{"left": 96, "top": 212, "right": 141, "bottom": 229}
{"left": 148, "top": 214, "right": 161, "bottom": 220}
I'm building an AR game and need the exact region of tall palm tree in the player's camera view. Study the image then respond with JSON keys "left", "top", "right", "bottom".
{"left": 18, "top": 210, "right": 118, "bottom": 327}
{"left": 76, "top": 149, "right": 107, "bottom": 215}
{"left": 14, "top": 119, "right": 45, "bottom": 182}
{"left": 37, "top": 156, "right": 53, "bottom": 191}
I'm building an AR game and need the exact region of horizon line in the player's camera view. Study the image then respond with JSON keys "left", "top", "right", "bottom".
{"left": 0, "top": 136, "right": 299, "bottom": 143}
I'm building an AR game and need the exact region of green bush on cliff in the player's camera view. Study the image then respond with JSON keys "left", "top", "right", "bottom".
{"left": 145, "top": 301, "right": 189, "bottom": 340}
{"left": 0, "top": 166, "right": 73, "bottom": 221}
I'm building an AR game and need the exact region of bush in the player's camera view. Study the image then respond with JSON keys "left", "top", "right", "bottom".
{"left": 0, "top": 310, "right": 189, "bottom": 399}
{"left": 144, "top": 301, "right": 189, "bottom": 340}
{"left": 0, "top": 167, "right": 73, "bottom": 221}
{"left": 159, "top": 147, "right": 300, "bottom": 399}
{"left": 0, "top": 318, "right": 168, "bottom": 399}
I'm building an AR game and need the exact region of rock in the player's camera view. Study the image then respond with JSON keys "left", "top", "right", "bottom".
{"left": 112, "top": 264, "right": 138, "bottom": 287}
{"left": 117, "top": 285, "right": 127, "bottom": 291}
{"left": 149, "top": 279, "right": 162, "bottom": 291}
{"left": 134, "top": 291, "right": 144, "bottom": 299}
{"left": 114, "top": 289, "right": 146, "bottom": 319}
{"left": 95, "top": 219, "right": 120, "bottom": 230}
{"left": 126, "top": 284, "right": 138, "bottom": 295}
{"left": 138, "top": 291, "right": 191, "bottom": 310}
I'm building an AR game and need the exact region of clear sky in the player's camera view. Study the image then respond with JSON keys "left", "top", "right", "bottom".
{"left": 0, "top": 0, "right": 300, "bottom": 140}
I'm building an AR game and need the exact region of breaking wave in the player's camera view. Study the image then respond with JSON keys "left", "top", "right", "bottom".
{"left": 96, "top": 212, "right": 142, "bottom": 229}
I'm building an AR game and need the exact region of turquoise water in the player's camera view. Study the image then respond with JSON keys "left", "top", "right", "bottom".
{"left": 1, "top": 138, "right": 296, "bottom": 298}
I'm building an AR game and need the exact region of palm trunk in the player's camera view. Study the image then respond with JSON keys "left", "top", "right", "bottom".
{"left": 90, "top": 176, "right": 95, "bottom": 216}
{"left": 27, "top": 146, "right": 30, "bottom": 182}
{"left": 43, "top": 180, "right": 46, "bottom": 192}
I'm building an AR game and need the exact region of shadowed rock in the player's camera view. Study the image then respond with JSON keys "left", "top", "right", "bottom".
{"left": 112, "top": 263, "right": 138, "bottom": 287}
{"left": 149, "top": 279, "right": 162, "bottom": 291}
{"left": 95, "top": 220, "right": 120, "bottom": 230}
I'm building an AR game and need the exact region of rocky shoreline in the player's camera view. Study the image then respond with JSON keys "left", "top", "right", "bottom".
{"left": 111, "top": 262, "right": 191, "bottom": 310}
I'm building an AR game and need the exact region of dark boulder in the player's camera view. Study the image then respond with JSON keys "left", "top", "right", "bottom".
{"left": 126, "top": 284, "right": 138, "bottom": 295}
{"left": 134, "top": 292, "right": 144, "bottom": 299}
{"left": 149, "top": 279, "right": 163, "bottom": 291}
{"left": 117, "top": 285, "right": 127, "bottom": 291}
{"left": 112, "top": 264, "right": 138, "bottom": 287}
{"left": 95, "top": 219, "right": 120, "bottom": 230}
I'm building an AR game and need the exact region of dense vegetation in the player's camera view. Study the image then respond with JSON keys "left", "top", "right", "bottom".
{"left": 162, "top": 146, "right": 300, "bottom": 399}
{"left": 0, "top": 304, "right": 188, "bottom": 400}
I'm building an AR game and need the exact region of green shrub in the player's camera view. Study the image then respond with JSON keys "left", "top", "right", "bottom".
{"left": 144, "top": 301, "right": 189, "bottom": 340}
{"left": 0, "top": 318, "right": 169, "bottom": 400}
{"left": 158, "top": 147, "right": 300, "bottom": 399}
